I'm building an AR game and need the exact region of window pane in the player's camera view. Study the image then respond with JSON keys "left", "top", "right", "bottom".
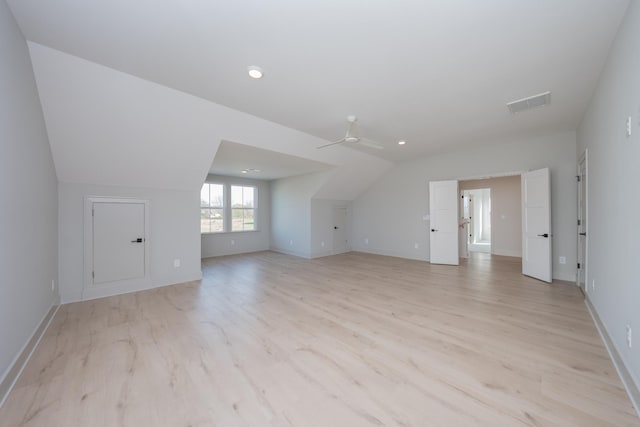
{"left": 232, "top": 208, "right": 243, "bottom": 231}
{"left": 200, "top": 184, "right": 210, "bottom": 208}
{"left": 243, "top": 187, "right": 254, "bottom": 208}
{"left": 200, "top": 208, "right": 211, "bottom": 233}
{"left": 210, "top": 184, "right": 224, "bottom": 208}
{"left": 244, "top": 209, "right": 255, "bottom": 230}
{"left": 231, "top": 186, "right": 243, "bottom": 208}
{"left": 211, "top": 208, "right": 224, "bottom": 232}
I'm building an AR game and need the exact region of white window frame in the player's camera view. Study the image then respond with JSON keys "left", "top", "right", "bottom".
{"left": 230, "top": 184, "right": 258, "bottom": 232}
{"left": 200, "top": 181, "right": 259, "bottom": 234}
{"left": 200, "top": 183, "right": 225, "bottom": 234}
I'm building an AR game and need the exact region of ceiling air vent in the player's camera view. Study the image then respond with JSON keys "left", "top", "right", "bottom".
{"left": 506, "top": 91, "right": 551, "bottom": 114}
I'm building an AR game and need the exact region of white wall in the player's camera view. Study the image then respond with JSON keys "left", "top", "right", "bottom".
{"left": 352, "top": 131, "right": 577, "bottom": 281}
{"left": 201, "top": 175, "right": 270, "bottom": 258}
{"left": 577, "top": 0, "right": 640, "bottom": 396}
{"left": 270, "top": 172, "right": 330, "bottom": 258}
{"left": 0, "top": 0, "right": 58, "bottom": 385}
{"left": 460, "top": 175, "right": 522, "bottom": 257}
{"left": 59, "top": 182, "right": 201, "bottom": 302}
{"left": 310, "top": 199, "right": 352, "bottom": 258}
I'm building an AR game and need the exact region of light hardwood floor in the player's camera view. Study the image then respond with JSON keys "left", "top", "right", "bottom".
{"left": 0, "top": 251, "right": 638, "bottom": 426}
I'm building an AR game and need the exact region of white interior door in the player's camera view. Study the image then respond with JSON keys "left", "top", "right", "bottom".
{"left": 429, "top": 180, "right": 459, "bottom": 265}
{"left": 459, "top": 192, "right": 469, "bottom": 258}
{"left": 332, "top": 207, "right": 348, "bottom": 254}
{"left": 522, "top": 168, "right": 552, "bottom": 282}
{"left": 93, "top": 202, "right": 146, "bottom": 284}
{"left": 577, "top": 153, "right": 587, "bottom": 291}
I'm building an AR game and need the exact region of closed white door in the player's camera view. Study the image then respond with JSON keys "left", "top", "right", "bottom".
{"left": 332, "top": 207, "right": 348, "bottom": 254}
{"left": 93, "top": 202, "right": 146, "bottom": 284}
{"left": 522, "top": 168, "right": 552, "bottom": 282}
{"left": 577, "top": 154, "right": 587, "bottom": 291}
{"left": 429, "top": 180, "right": 459, "bottom": 265}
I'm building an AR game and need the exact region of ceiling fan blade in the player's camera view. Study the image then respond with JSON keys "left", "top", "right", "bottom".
{"left": 357, "top": 138, "right": 384, "bottom": 150}
{"left": 316, "top": 138, "right": 346, "bottom": 149}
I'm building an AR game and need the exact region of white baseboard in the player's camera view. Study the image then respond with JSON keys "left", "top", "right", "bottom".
{"left": 0, "top": 299, "right": 60, "bottom": 409}
{"left": 553, "top": 271, "right": 577, "bottom": 282}
{"left": 66, "top": 271, "right": 203, "bottom": 303}
{"left": 269, "top": 246, "right": 311, "bottom": 259}
{"left": 585, "top": 297, "right": 640, "bottom": 418}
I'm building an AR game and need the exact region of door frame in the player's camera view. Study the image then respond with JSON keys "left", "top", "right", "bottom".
{"left": 332, "top": 206, "right": 350, "bottom": 255}
{"left": 83, "top": 197, "right": 150, "bottom": 300}
{"left": 577, "top": 150, "right": 588, "bottom": 292}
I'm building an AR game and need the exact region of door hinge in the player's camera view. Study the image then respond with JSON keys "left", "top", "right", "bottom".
{"left": 577, "top": 263, "right": 581, "bottom": 269}
{"left": 92, "top": 271, "right": 95, "bottom": 278}
{"left": 577, "top": 219, "right": 581, "bottom": 226}
{"left": 92, "top": 208, "right": 94, "bottom": 217}
{"left": 576, "top": 175, "right": 581, "bottom": 182}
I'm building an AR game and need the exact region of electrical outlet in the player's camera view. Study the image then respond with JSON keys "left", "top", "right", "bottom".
{"left": 173, "top": 259, "right": 181, "bottom": 268}
{"left": 592, "top": 279, "right": 596, "bottom": 291}
{"left": 414, "top": 243, "right": 419, "bottom": 249}
{"left": 230, "top": 239, "right": 235, "bottom": 245}
{"left": 289, "top": 240, "right": 293, "bottom": 246}
{"left": 364, "top": 238, "right": 369, "bottom": 245}
{"left": 559, "top": 256, "right": 566, "bottom": 265}
{"left": 51, "top": 279, "right": 55, "bottom": 291}
{"left": 321, "top": 241, "right": 325, "bottom": 247}
{"left": 627, "top": 325, "right": 632, "bottom": 348}
{"left": 626, "top": 116, "right": 632, "bottom": 137}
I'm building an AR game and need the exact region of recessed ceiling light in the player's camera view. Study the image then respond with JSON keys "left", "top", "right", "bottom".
{"left": 398, "top": 140, "right": 407, "bottom": 145}
{"left": 241, "top": 168, "right": 261, "bottom": 174}
{"left": 241, "top": 170, "right": 248, "bottom": 174}
{"left": 247, "top": 66, "right": 264, "bottom": 79}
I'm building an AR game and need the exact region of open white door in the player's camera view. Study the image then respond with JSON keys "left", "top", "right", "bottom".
{"left": 522, "top": 168, "right": 552, "bottom": 282}
{"left": 577, "top": 152, "right": 587, "bottom": 292}
{"left": 429, "top": 180, "right": 459, "bottom": 265}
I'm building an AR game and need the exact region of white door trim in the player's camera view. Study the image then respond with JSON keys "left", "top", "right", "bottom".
{"left": 577, "top": 150, "right": 589, "bottom": 292}
{"left": 83, "top": 197, "right": 150, "bottom": 300}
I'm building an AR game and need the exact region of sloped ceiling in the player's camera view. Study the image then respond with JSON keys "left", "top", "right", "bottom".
{"left": 29, "top": 43, "right": 392, "bottom": 197}
{"left": 210, "top": 141, "right": 332, "bottom": 180}
{"left": 7, "top": 0, "right": 630, "bottom": 162}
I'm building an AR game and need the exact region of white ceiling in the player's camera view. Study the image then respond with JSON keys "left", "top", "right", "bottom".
{"left": 8, "top": 0, "right": 629, "bottom": 162}
{"left": 210, "top": 141, "right": 332, "bottom": 180}
{"left": 28, "top": 43, "right": 392, "bottom": 198}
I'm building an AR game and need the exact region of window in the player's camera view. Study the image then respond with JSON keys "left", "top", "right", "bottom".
{"left": 231, "top": 185, "right": 256, "bottom": 231}
{"left": 200, "top": 182, "right": 258, "bottom": 233}
{"left": 201, "top": 183, "right": 224, "bottom": 233}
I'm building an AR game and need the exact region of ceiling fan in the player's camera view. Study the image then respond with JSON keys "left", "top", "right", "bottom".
{"left": 317, "top": 116, "right": 383, "bottom": 150}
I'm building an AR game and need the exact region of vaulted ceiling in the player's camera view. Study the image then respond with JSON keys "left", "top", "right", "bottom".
{"left": 8, "top": 0, "right": 629, "bottom": 162}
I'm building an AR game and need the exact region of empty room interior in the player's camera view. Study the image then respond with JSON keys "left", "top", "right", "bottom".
{"left": 2, "top": 0, "right": 640, "bottom": 425}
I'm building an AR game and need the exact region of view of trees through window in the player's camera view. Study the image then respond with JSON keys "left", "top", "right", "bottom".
{"left": 201, "top": 183, "right": 224, "bottom": 233}
{"left": 231, "top": 186, "right": 255, "bottom": 231}
{"left": 200, "top": 183, "right": 257, "bottom": 233}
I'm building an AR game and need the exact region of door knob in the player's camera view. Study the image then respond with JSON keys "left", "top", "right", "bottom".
{"left": 131, "top": 238, "right": 144, "bottom": 243}
{"left": 334, "top": 226, "right": 339, "bottom": 229}
{"left": 579, "top": 232, "right": 587, "bottom": 236}
{"left": 431, "top": 229, "right": 438, "bottom": 232}
{"left": 537, "top": 233, "right": 549, "bottom": 238}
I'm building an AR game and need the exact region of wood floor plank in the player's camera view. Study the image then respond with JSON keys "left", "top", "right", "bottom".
{"left": 0, "top": 251, "right": 637, "bottom": 426}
